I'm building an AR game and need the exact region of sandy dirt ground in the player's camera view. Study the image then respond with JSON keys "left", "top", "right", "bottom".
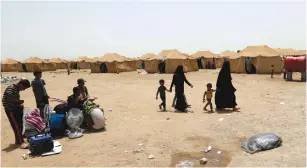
{"left": 1, "top": 69, "right": 306, "bottom": 167}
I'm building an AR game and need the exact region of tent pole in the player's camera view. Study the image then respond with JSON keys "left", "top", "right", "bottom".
{"left": 115, "top": 62, "right": 119, "bottom": 74}
{"left": 256, "top": 57, "right": 260, "bottom": 73}
{"left": 236, "top": 58, "right": 240, "bottom": 73}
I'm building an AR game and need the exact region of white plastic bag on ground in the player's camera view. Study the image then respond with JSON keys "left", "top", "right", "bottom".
{"left": 90, "top": 108, "right": 106, "bottom": 130}
{"left": 66, "top": 108, "right": 84, "bottom": 131}
{"left": 68, "top": 131, "right": 83, "bottom": 139}
{"left": 22, "top": 108, "right": 33, "bottom": 135}
{"left": 241, "top": 132, "right": 282, "bottom": 154}
{"left": 176, "top": 160, "right": 195, "bottom": 168}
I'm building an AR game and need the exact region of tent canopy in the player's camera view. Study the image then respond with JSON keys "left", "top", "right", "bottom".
{"left": 274, "top": 48, "right": 296, "bottom": 55}
{"left": 89, "top": 57, "right": 100, "bottom": 63}
{"left": 48, "top": 58, "right": 68, "bottom": 63}
{"left": 191, "top": 51, "right": 217, "bottom": 59}
{"left": 99, "top": 53, "right": 127, "bottom": 62}
{"left": 122, "top": 55, "right": 135, "bottom": 61}
{"left": 295, "top": 50, "right": 306, "bottom": 56}
{"left": 140, "top": 53, "right": 157, "bottom": 61}
{"left": 74, "top": 56, "right": 92, "bottom": 62}
{"left": 2, "top": 58, "right": 20, "bottom": 64}
{"left": 239, "top": 45, "right": 280, "bottom": 57}
{"left": 219, "top": 50, "right": 238, "bottom": 58}
{"left": 157, "top": 49, "right": 189, "bottom": 60}
{"left": 24, "top": 56, "right": 47, "bottom": 63}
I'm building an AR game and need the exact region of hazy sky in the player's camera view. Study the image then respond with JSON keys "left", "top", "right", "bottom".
{"left": 1, "top": 0, "right": 306, "bottom": 60}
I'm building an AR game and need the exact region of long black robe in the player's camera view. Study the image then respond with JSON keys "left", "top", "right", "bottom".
{"left": 215, "top": 60, "right": 237, "bottom": 109}
{"left": 170, "top": 73, "right": 192, "bottom": 112}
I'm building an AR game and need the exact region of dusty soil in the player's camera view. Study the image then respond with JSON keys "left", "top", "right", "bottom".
{"left": 1, "top": 69, "right": 306, "bottom": 167}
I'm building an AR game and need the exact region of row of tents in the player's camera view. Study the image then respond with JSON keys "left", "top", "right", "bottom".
{"left": 1, "top": 45, "right": 306, "bottom": 74}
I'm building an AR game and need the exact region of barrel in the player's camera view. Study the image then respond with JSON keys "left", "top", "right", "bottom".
{"left": 284, "top": 56, "right": 306, "bottom": 72}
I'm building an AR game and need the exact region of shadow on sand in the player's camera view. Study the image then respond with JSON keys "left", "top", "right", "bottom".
{"left": 83, "top": 128, "right": 107, "bottom": 134}
{"left": 215, "top": 108, "right": 241, "bottom": 114}
{"left": 202, "top": 108, "right": 241, "bottom": 114}
{"left": 2, "top": 144, "right": 19, "bottom": 152}
{"left": 157, "top": 109, "right": 194, "bottom": 113}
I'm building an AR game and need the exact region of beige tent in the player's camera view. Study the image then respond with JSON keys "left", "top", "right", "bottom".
{"left": 122, "top": 56, "right": 137, "bottom": 71}
{"left": 143, "top": 54, "right": 160, "bottom": 73}
{"left": 274, "top": 48, "right": 306, "bottom": 57}
{"left": 145, "top": 49, "right": 198, "bottom": 73}
{"left": 90, "top": 57, "right": 100, "bottom": 62}
{"left": 183, "top": 53, "right": 199, "bottom": 72}
{"left": 23, "top": 56, "right": 56, "bottom": 72}
{"left": 238, "top": 45, "right": 282, "bottom": 74}
{"left": 219, "top": 50, "right": 238, "bottom": 58}
{"left": 273, "top": 48, "right": 302, "bottom": 57}
{"left": 295, "top": 50, "right": 306, "bottom": 56}
{"left": 218, "top": 50, "right": 238, "bottom": 69}
{"left": 1, "top": 58, "right": 24, "bottom": 72}
{"left": 191, "top": 51, "right": 223, "bottom": 68}
{"left": 48, "top": 58, "right": 68, "bottom": 69}
{"left": 73, "top": 56, "right": 92, "bottom": 69}
{"left": 137, "top": 53, "right": 156, "bottom": 69}
{"left": 90, "top": 53, "right": 136, "bottom": 73}
{"left": 228, "top": 55, "right": 245, "bottom": 73}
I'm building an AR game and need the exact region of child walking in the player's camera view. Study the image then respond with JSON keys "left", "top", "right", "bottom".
{"left": 203, "top": 83, "right": 215, "bottom": 112}
{"left": 156, "top": 79, "right": 170, "bottom": 111}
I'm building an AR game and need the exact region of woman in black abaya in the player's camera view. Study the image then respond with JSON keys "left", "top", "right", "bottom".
{"left": 170, "top": 65, "right": 193, "bottom": 112}
{"left": 215, "top": 60, "right": 240, "bottom": 111}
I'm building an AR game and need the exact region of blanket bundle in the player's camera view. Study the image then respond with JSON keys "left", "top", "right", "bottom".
{"left": 25, "top": 109, "right": 46, "bottom": 133}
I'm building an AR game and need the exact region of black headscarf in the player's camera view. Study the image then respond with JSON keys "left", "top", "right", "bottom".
{"left": 175, "top": 65, "right": 184, "bottom": 76}
{"left": 172, "top": 65, "right": 185, "bottom": 87}
{"left": 216, "top": 60, "right": 233, "bottom": 89}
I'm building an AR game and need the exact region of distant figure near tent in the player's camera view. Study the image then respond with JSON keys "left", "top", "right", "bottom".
{"left": 215, "top": 60, "right": 240, "bottom": 111}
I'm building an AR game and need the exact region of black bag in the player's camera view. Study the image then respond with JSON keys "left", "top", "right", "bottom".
{"left": 29, "top": 133, "right": 54, "bottom": 155}
{"left": 54, "top": 104, "right": 68, "bottom": 115}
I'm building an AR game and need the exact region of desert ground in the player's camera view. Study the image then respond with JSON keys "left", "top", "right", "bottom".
{"left": 1, "top": 69, "right": 306, "bottom": 167}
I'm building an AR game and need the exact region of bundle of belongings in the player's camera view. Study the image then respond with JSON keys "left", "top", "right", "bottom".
{"left": 49, "top": 103, "right": 84, "bottom": 139}
{"left": 50, "top": 97, "right": 106, "bottom": 139}
{"left": 23, "top": 96, "right": 107, "bottom": 148}
{"left": 22, "top": 106, "right": 62, "bottom": 157}
{"left": 83, "top": 99, "right": 106, "bottom": 130}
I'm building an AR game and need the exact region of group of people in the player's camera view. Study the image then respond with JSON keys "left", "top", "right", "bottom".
{"left": 3, "top": 59, "right": 239, "bottom": 149}
{"left": 2, "top": 71, "right": 51, "bottom": 148}
{"left": 2, "top": 72, "right": 103, "bottom": 149}
{"left": 156, "top": 60, "right": 240, "bottom": 112}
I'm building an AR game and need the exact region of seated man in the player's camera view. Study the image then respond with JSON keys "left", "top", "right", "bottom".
{"left": 67, "top": 87, "right": 85, "bottom": 110}
{"left": 68, "top": 87, "right": 95, "bottom": 129}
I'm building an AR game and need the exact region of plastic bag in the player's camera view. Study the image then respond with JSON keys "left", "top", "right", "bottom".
{"left": 90, "top": 108, "right": 106, "bottom": 130}
{"left": 176, "top": 160, "right": 195, "bottom": 168}
{"left": 66, "top": 108, "right": 84, "bottom": 131}
{"left": 241, "top": 133, "right": 282, "bottom": 154}
{"left": 22, "top": 108, "right": 33, "bottom": 135}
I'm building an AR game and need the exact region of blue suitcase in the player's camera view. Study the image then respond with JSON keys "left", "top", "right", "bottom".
{"left": 29, "top": 133, "right": 54, "bottom": 155}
